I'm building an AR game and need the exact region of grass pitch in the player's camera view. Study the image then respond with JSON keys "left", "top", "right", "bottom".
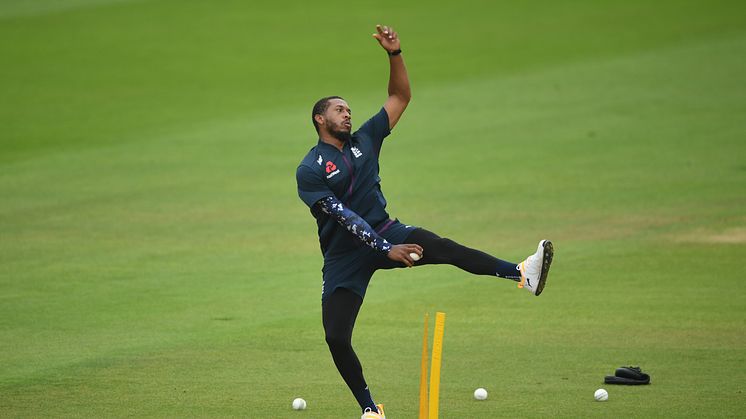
{"left": 1, "top": 0, "right": 745, "bottom": 417}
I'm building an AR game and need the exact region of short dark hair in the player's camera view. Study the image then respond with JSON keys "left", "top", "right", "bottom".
{"left": 312, "top": 96, "right": 344, "bottom": 133}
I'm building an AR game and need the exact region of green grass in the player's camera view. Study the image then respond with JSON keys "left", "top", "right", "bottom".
{"left": 1, "top": 0, "right": 745, "bottom": 417}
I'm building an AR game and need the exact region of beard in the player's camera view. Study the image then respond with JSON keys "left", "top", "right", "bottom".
{"left": 329, "top": 123, "right": 352, "bottom": 143}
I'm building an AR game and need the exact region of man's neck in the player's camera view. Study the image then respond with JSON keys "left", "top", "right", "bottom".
{"left": 319, "top": 133, "right": 345, "bottom": 151}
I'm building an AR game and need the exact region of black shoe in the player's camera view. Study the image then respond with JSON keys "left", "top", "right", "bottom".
{"left": 604, "top": 366, "right": 650, "bottom": 385}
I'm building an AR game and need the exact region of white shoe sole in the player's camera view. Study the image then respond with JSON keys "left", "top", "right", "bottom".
{"left": 534, "top": 240, "right": 554, "bottom": 296}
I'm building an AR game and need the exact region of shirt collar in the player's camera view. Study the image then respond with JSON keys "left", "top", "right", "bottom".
{"left": 317, "top": 138, "right": 348, "bottom": 152}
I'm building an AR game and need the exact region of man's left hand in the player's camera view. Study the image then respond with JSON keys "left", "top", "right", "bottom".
{"left": 372, "top": 24, "right": 401, "bottom": 53}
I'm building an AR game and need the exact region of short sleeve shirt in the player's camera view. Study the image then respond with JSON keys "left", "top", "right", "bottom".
{"left": 296, "top": 108, "right": 391, "bottom": 262}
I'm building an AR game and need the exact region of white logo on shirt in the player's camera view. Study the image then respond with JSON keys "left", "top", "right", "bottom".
{"left": 351, "top": 147, "right": 363, "bottom": 158}
{"left": 326, "top": 169, "right": 340, "bottom": 179}
{"left": 317, "top": 155, "right": 323, "bottom": 165}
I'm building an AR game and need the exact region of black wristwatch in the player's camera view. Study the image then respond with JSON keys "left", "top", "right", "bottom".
{"left": 388, "top": 49, "right": 402, "bottom": 56}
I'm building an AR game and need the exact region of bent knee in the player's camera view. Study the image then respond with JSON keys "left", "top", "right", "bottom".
{"left": 325, "top": 333, "right": 352, "bottom": 351}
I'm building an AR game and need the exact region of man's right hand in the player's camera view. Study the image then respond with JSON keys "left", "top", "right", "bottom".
{"left": 387, "top": 244, "right": 424, "bottom": 267}
{"left": 372, "top": 24, "right": 401, "bottom": 54}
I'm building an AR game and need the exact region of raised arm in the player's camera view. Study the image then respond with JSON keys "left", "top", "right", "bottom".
{"left": 372, "top": 24, "right": 410, "bottom": 130}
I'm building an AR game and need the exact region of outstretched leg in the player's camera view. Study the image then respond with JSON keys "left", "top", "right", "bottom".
{"left": 406, "top": 228, "right": 522, "bottom": 280}
{"left": 322, "top": 287, "right": 377, "bottom": 413}
{"left": 406, "top": 228, "right": 554, "bottom": 295}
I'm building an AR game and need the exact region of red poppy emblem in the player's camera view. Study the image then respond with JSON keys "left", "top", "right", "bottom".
{"left": 325, "top": 161, "right": 337, "bottom": 173}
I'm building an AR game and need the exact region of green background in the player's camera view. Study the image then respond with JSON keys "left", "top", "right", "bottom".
{"left": 1, "top": 0, "right": 745, "bottom": 417}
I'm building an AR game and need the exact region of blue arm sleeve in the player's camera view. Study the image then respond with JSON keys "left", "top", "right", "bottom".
{"left": 316, "top": 196, "right": 392, "bottom": 254}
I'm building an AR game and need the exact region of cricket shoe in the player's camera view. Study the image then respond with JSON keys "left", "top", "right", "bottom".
{"left": 361, "top": 404, "right": 386, "bottom": 419}
{"left": 518, "top": 240, "right": 554, "bottom": 296}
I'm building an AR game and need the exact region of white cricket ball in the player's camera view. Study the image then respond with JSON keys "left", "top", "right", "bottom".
{"left": 594, "top": 389, "right": 608, "bottom": 402}
{"left": 474, "top": 388, "right": 488, "bottom": 400}
{"left": 292, "top": 398, "right": 306, "bottom": 410}
{"left": 409, "top": 252, "right": 421, "bottom": 261}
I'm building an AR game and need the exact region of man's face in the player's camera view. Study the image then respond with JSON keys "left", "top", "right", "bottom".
{"left": 320, "top": 99, "right": 352, "bottom": 142}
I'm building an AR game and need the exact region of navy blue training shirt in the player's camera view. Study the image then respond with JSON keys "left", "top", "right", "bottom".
{"left": 296, "top": 107, "right": 392, "bottom": 262}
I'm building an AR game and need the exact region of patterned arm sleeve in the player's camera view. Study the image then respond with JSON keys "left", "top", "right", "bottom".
{"left": 316, "top": 196, "right": 392, "bottom": 254}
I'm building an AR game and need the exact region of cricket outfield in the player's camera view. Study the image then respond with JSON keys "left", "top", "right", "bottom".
{"left": 1, "top": 0, "right": 745, "bottom": 417}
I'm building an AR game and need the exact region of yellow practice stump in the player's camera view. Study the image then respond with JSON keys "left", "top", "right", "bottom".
{"left": 428, "top": 312, "right": 446, "bottom": 419}
{"left": 419, "top": 311, "right": 446, "bottom": 419}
